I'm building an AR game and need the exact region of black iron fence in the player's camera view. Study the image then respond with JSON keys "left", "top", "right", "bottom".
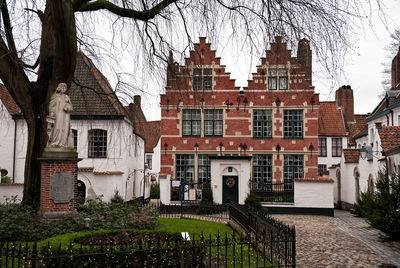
{"left": 253, "top": 182, "right": 294, "bottom": 203}
{"left": 1, "top": 204, "right": 295, "bottom": 267}
{"left": 1, "top": 231, "right": 293, "bottom": 268}
{"left": 229, "top": 203, "right": 296, "bottom": 267}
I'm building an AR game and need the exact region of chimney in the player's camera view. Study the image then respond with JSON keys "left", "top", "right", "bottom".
{"left": 297, "top": 38, "right": 312, "bottom": 78}
{"left": 134, "top": 95, "right": 141, "bottom": 107}
{"left": 392, "top": 46, "right": 400, "bottom": 90}
{"left": 335, "top": 85, "right": 355, "bottom": 123}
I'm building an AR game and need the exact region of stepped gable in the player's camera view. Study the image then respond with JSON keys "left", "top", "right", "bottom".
{"left": 318, "top": 102, "right": 346, "bottom": 136}
{"left": 0, "top": 84, "right": 21, "bottom": 115}
{"left": 247, "top": 36, "right": 313, "bottom": 91}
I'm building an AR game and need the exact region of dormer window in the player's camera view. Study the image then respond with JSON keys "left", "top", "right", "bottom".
{"left": 268, "top": 68, "right": 288, "bottom": 90}
{"left": 193, "top": 68, "right": 212, "bottom": 90}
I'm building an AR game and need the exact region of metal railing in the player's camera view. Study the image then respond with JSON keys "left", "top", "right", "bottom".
{"left": 253, "top": 182, "right": 294, "bottom": 203}
{"left": 1, "top": 232, "right": 294, "bottom": 267}
{"left": 229, "top": 203, "right": 296, "bottom": 267}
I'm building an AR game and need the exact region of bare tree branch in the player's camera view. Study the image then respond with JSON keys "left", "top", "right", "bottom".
{"left": 74, "top": 0, "right": 178, "bottom": 21}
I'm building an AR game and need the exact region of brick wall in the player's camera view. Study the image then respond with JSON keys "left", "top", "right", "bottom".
{"left": 160, "top": 36, "right": 319, "bottom": 183}
{"left": 40, "top": 160, "right": 77, "bottom": 214}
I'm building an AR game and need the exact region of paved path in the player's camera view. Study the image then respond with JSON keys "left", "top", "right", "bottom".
{"left": 273, "top": 210, "right": 400, "bottom": 268}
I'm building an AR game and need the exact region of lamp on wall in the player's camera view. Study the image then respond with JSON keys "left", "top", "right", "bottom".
{"left": 200, "top": 98, "right": 205, "bottom": 110}
{"left": 164, "top": 142, "right": 168, "bottom": 155}
{"left": 309, "top": 143, "right": 315, "bottom": 157}
{"left": 360, "top": 147, "right": 368, "bottom": 160}
{"left": 194, "top": 143, "right": 199, "bottom": 154}
{"left": 275, "top": 97, "right": 281, "bottom": 110}
{"left": 276, "top": 144, "right": 281, "bottom": 158}
{"left": 242, "top": 143, "right": 247, "bottom": 154}
{"left": 310, "top": 96, "right": 315, "bottom": 112}
{"left": 219, "top": 142, "right": 224, "bottom": 155}
{"left": 225, "top": 99, "right": 233, "bottom": 112}
{"left": 236, "top": 97, "right": 241, "bottom": 111}
{"left": 176, "top": 99, "right": 181, "bottom": 112}
{"left": 243, "top": 98, "right": 248, "bottom": 110}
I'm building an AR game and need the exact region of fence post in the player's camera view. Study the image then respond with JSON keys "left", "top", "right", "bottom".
{"left": 292, "top": 227, "right": 296, "bottom": 267}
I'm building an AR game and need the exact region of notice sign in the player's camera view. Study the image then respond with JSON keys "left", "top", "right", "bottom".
{"left": 172, "top": 180, "right": 181, "bottom": 187}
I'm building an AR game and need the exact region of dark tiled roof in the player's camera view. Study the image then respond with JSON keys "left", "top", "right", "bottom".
{"left": 347, "top": 114, "right": 368, "bottom": 145}
{"left": 378, "top": 126, "right": 400, "bottom": 153}
{"left": 368, "top": 90, "right": 400, "bottom": 120}
{"left": 0, "top": 84, "right": 21, "bottom": 115}
{"left": 343, "top": 149, "right": 360, "bottom": 163}
{"left": 318, "top": 102, "right": 346, "bottom": 136}
{"left": 70, "top": 52, "right": 126, "bottom": 117}
{"left": 136, "top": 121, "right": 161, "bottom": 153}
{"left": 125, "top": 103, "right": 147, "bottom": 124}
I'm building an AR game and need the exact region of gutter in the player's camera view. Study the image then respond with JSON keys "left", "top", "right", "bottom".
{"left": 12, "top": 118, "right": 17, "bottom": 183}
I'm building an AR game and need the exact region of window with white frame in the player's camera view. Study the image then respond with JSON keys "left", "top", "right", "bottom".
{"left": 182, "top": 109, "right": 201, "bottom": 136}
{"left": 175, "top": 154, "right": 194, "bottom": 186}
{"left": 318, "top": 164, "right": 327, "bottom": 176}
{"left": 252, "top": 154, "right": 273, "bottom": 191}
{"left": 88, "top": 129, "right": 107, "bottom": 158}
{"left": 268, "top": 68, "right": 288, "bottom": 90}
{"left": 146, "top": 154, "right": 152, "bottom": 170}
{"left": 253, "top": 110, "right": 272, "bottom": 138}
{"left": 198, "top": 154, "right": 215, "bottom": 188}
{"left": 204, "top": 109, "right": 223, "bottom": 136}
{"left": 193, "top": 68, "right": 212, "bottom": 90}
{"left": 332, "top": 138, "right": 342, "bottom": 157}
{"left": 318, "top": 137, "right": 327, "bottom": 157}
{"left": 284, "top": 110, "right": 303, "bottom": 138}
{"left": 284, "top": 155, "right": 303, "bottom": 191}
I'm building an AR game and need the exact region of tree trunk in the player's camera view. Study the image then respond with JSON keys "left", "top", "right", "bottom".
{"left": 21, "top": 0, "right": 77, "bottom": 208}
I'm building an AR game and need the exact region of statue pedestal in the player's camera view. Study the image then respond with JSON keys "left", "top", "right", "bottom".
{"left": 38, "top": 149, "right": 80, "bottom": 218}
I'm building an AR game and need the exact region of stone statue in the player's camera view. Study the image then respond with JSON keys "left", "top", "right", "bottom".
{"left": 47, "top": 83, "right": 74, "bottom": 148}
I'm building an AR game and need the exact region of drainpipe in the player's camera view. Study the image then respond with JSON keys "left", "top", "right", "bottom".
{"left": 386, "top": 113, "right": 390, "bottom": 127}
{"left": 143, "top": 139, "right": 147, "bottom": 201}
{"left": 390, "top": 109, "right": 394, "bottom": 126}
{"left": 12, "top": 118, "right": 17, "bottom": 183}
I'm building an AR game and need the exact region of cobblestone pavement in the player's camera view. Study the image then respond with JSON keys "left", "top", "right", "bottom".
{"left": 273, "top": 210, "right": 400, "bottom": 268}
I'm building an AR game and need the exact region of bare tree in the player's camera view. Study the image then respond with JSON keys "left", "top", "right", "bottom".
{"left": 382, "top": 29, "right": 400, "bottom": 91}
{"left": 0, "top": 0, "right": 380, "bottom": 208}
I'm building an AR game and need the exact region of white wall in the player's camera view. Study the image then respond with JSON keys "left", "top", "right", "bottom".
{"left": 145, "top": 138, "right": 161, "bottom": 184}
{"left": 0, "top": 183, "right": 23, "bottom": 204}
{"left": 294, "top": 181, "right": 334, "bottom": 208}
{"left": 159, "top": 174, "right": 171, "bottom": 205}
{"left": 0, "top": 114, "right": 146, "bottom": 203}
{"left": 318, "top": 136, "right": 348, "bottom": 169}
{"left": 210, "top": 159, "right": 250, "bottom": 205}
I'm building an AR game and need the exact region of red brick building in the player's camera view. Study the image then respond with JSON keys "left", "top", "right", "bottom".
{"left": 160, "top": 37, "right": 319, "bottom": 203}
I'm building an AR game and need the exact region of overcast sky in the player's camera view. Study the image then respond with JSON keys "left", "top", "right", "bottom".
{"left": 133, "top": 1, "right": 400, "bottom": 121}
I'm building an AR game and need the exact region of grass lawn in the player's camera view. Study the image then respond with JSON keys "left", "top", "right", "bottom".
{"left": 157, "top": 217, "right": 232, "bottom": 236}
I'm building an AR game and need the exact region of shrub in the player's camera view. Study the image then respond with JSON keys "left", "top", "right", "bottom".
{"left": 355, "top": 168, "right": 400, "bottom": 240}
{"left": 245, "top": 191, "right": 262, "bottom": 210}
{"left": 150, "top": 183, "right": 160, "bottom": 199}
{"left": 201, "top": 186, "right": 213, "bottom": 204}
{"left": 0, "top": 198, "right": 159, "bottom": 241}
{"left": 110, "top": 190, "right": 124, "bottom": 204}
{"left": 1, "top": 169, "right": 11, "bottom": 183}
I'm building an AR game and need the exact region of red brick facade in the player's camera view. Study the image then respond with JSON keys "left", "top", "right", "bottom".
{"left": 160, "top": 37, "right": 319, "bottom": 194}
{"left": 39, "top": 160, "right": 78, "bottom": 215}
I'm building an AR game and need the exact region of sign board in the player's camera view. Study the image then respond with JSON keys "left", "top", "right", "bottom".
{"left": 50, "top": 172, "right": 74, "bottom": 204}
{"left": 172, "top": 180, "right": 181, "bottom": 187}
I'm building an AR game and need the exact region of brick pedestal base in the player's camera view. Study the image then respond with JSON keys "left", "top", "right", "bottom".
{"left": 39, "top": 151, "right": 80, "bottom": 218}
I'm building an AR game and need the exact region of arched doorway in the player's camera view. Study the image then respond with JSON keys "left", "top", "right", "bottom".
{"left": 354, "top": 167, "right": 360, "bottom": 202}
{"left": 368, "top": 174, "right": 374, "bottom": 193}
{"left": 77, "top": 180, "right": 86, "bottom": 204}
{"left": 336, "top": 169, "right": 341, "bottom": 206}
